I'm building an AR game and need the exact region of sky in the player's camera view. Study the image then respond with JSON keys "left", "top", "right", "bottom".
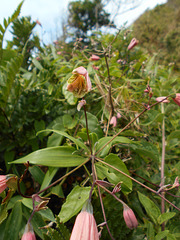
{"left": 0, "top": 0, "right": 167, "bottom": 45}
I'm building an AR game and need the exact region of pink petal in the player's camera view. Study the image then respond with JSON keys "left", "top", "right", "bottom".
{"left": 156, "top": 97, "right": 169, "bottom": 103}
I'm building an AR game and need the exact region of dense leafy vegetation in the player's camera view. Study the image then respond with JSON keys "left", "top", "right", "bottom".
{"left": 0, "top": 1, "right": 179, "bottom": 240}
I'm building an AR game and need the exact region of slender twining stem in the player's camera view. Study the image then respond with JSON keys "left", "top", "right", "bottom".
{"left": 83, "top": 103, "right": 92, "bottom": 154}
{"left": 18, "top": 158, "right": 91, "bottom": 198}
{"left": 95, "top": 96, "right": 171, "bottom": 155}
{"left": 96, "top": 157, "right": 180, "bottom": 211}
{"left": 161, "top": 103, "right": 166, "bottom": 231}
{"left": 104, "top": 51, "right": 114, "bottom": 116}
{"left": 89, "top": 156, "right": 96, "bottom": 200}
{"left": 93, "top": 160, "right": 115, "bottom": 240}
{"left": 97, "top": 185, "right": 115, "bottom": 240}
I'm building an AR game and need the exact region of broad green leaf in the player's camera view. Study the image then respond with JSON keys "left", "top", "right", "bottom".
{"left": 80, "top": 112, "right": 103, "bottom": 138}
{"left": 29, "top": 165, "right": 45, "bottom": 185}
{"left": 96, "top": 153, "right": 132, "bottom": 193}
{"left": 157, "top": 212, "right": 176, "bottom": 225}
{"left": 131, "top": 140, "right": 159, "bottom": 162}
{"left": 167, "top": 130, "right": 180, "bottom": 140}
{"left": 22, "top": 198, "right": 55, "bottom": 222}
{"left": 51, "top": 185, "right": 64, "bottom": 198}
{"left": 3, "top": 201, "right": 22, "bottom": 240}
{"left": 38, "top": 129, "right": 89, "bottom": 153}
{"left": 32, "top": 58, "right": 43, "bottom": 70}
{"left": 63, "top": 114, "right": 78, "bottom": 129}
{"left": 141, "top": 110, "right": 163, "bottom": 125}
{"left": 154, "top": 230, "right": 169, "bottom": 240}
{"left": 0, "top": 205, "right": 8, "bottom": 224}
{"left": 138, "top": 192, "right": 161, "bottom": 224}
{"left": 147, "top": 222, "right": 155, "bottom": 240}
{"left": 167, "top": 233, "right": 177, "bottom": 240}
{"left": 96, "top": 136, "right": 134, "bottom": 157}
{"left": 40, "top": 167, "right": 58, "bottom": 191}
{"left": 59, "top": 185, "right": 91, "bottom": 223}
{"left": 12, "top": 146, "right": 88, "bottom": 167}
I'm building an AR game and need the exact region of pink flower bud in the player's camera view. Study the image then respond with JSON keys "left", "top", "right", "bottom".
{"left": 57, "top": 51, "right": 62, "bottom": 55}
{"left": 110, "top": 116, "right": 117, "bottom": 127}
{"left": 70, "top": 200, "right": 99, "bottom": 240}
{"left": 117, "top": 113, "right": 121, "bottom": 119}
{"left": 0, "top": 175, "right": 8, "bottom": 193}
{"left": 128, "top": 38, "right": 139, "bottom": 50}
{"left": 90, "top": 54, "right": 100, "bottom": 61}
{"left": 123, "top": 205, "right": 138, "bottom": 229}
{"left": 156, "top": 96, "right": 169, "bottom": 103}
{"left": 77, "top": 99, "right": 86, "bottom": 111}
{"left": 21, "top": 223, "right": 36, "bottom": 240}
{"left": 172, "top": 93, "right": 180, "bottom": 106}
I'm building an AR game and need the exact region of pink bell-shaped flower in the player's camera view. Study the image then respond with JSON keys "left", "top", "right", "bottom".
{"left": 172, "top": 93, "right": 180, "bottom": 106}
{"left": 67, "top": 66, "right": 92, "bottom": 98}
{"left": 0, "top": 175, "right": 8, "bottom": 193}
{"left": 123, "top": 204, "right": 138, "bottom": 229}
{"left": 21, "top": 222, "right": 36, "bottom": 240}
{"left": 70, "top": 200, "right": 99, "bottom": 240}
{"left": 110, "top": 116, "right": 117, "bottom": 127}
{"left": 156, "top": 96, "right": 169, "bottom": 103}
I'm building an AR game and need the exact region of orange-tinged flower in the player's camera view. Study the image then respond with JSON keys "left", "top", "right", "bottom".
{"left": 123, "top": 204, "right": 138, "bottom": 229}
{"left": 0, "top": 175, "right": 8, "bottom": 193}
{"left": 172, "top": 93, "right": 180, "bottom": 106}
{"left": 21, "top": 222, "right": 36, "bottom": 240}
{"left": 70, "top": 200, "right": 99, "bottom": 240}
{"left": 67, "top": 66, "right": 91, "bottom": 98}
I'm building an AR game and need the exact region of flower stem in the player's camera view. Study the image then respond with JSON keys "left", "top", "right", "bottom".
{"left": 83, "top": 104, "right": 92, "bottom": 154}
{"left": 161, "top": 103, "right": 166, "bottom": 231}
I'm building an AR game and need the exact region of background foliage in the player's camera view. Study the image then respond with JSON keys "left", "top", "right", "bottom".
{"left": 0, "top": 0, "right": 180, "bottom": 239}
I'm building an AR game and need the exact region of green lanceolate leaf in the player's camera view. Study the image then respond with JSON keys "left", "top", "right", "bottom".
{"left": 59, "top": 185, "right": 91, "bottom": 223}
{"left": 138, "top": 192, "right": 161, "bottom": 224}
{"left": 11, "top": 146, "right": 88, "bottom": 167}
{"left": 154, "top": 230, "right": 169, "bottom": 240}
{"left": 38, "top": 129, "right": 90, "bottom": 153}
{"left": 3, "top": 201, "right": 22, "bottom": 240}
{"left": 157, "top": 212, "right": 176, "bottom": 225}
{"left": 96, "top": 136, "right": 134, "bottom": 157}
{"left": 96, "top": 153, "right": 132, "bottom": 193}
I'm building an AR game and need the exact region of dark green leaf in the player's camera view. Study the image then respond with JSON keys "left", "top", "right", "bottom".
{"left": 12, "top": 146, "right": 88, "bottom": 167}
{"left": 59, "top": 185, "right": 91, "bottom": 223}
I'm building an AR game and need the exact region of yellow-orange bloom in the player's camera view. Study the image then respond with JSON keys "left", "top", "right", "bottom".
{"left": 67, "top": 66, "right": 91, "bottom": 98}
